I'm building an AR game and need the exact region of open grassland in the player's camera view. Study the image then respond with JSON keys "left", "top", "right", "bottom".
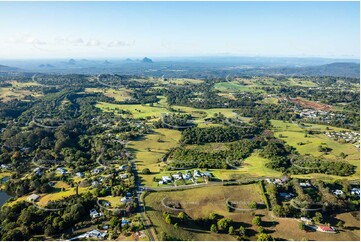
{"left": 272, "top": 120, "right": 360, "bottom": 181}
{"left": 211, "top": 153, "right": 282, "bottom": 180}
{"left": 127, "top": 129, "right": 182, "bottom": 186}
{"left": 215, "top": 81, "right": 263, "bottom": 93}
{"left": 96, "top": 102, "right": 169, "bottom": 119}
{"left": 144, "top": 184, "right": 265, "bottom": 240}
{"left": 145, "top": 184, "right": 359, "bottom": 241}
{"left": 0, "top": 87, "right": 41, "bottom": 102}
{"left": 85, "top": 87, "right": 132, "bottom": 102}
{"left": 270, "top": 212, "right": 359, "bottom": 241}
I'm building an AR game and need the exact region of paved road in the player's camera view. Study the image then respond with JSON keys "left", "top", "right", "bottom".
{"left": 130, "top": 159, "right": 156, "bottom": 241}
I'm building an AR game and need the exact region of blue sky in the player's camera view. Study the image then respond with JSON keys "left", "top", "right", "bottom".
{"left": 0, "top": 1, "right": 359, "bottom": 59}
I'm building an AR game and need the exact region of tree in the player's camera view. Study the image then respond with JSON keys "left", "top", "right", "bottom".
{"left": 141, "top": 168, "right": 151, "bottom": 174}
{"left": 177, "top": 212, "right": 185, "bottom": 220}
{"left": 217, "top": 218, "right": 232, "bottom": 231}
{"left": 208, "top": 212, "right": 216, "bottom": 220}
{"left": 239, "top": 226, "right": 246, "bottom": 236}
{"left": 299, "top": 222, "right": 305, "bottom": 231}
{"left": 258, "top": 226, "right": 264, "bottom": 233}
{"left": 228, "top": 226, "right": 234, "bottom": 235}
{"left": 252, "top": 216, "right": 262, "bottom": 226}
{"left": 313, "top": 212, "right": 323, "bottom": 224}
{"left": 336, "top": 221, "right": 345, "bottom": 228}
{"left": 249, "top": 201, "right": 257, "bottom": 209}
{"left": 210, "top": 224, "right": 218, "bottom": 233}
{"left": 165, "top": 214, "right": 172, "bottom": 224}
{"left": 174, "top": 223, "right": 178, "bottom": 229}
{"left": 257, "top": 233, "right": 273, "bottom": 241}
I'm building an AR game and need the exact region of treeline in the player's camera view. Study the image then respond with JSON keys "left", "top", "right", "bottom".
{"left": 0, "top": 194, "right": 97, "bottom": 240}
{"left": 180, "top": 126, "right": 260, "bottom": 145}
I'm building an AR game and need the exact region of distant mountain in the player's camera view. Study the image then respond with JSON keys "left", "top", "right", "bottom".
{"left": 270, "top": 63, "right": 360, "bottom": 78}
{"left": 67, "top": 59, "right": 77, "bottom": 65}
{"left": 142, "top": 57, "right": 153, "bottom": 63}
{"left": 0, "top": 64, "right": 20, "bottom": 72}
{"left": 246, "top": 62, "right": 360, "bottom": 78}
{"left": 104, "top": 60, "right": 111, "bottom": 65}
{"left": 125, "top": 58, "right": 133, "bottom": 62}
{"left": 39, "top": 64, "right": 55, "bottom": 68}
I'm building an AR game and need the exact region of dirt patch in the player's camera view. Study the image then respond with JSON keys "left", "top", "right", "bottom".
{"left": 289, "top": 97, "right": 332, "bottom": 111}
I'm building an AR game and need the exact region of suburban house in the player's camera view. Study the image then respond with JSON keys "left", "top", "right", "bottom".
{"left": 56, "top": 167, "right": 67, "bottom": 175}
{"left": 300, "top": 182, "right": 311, "bottom": 187}
{"left": 92, "top": 167, "right": 104, "bottom": 175}
{"left": 33, "top": 167, "right": 44, "bottom": 176}
{"left": 27, "top": 194, "right": 40, "bottom": 202}
{"left": 119, "top": 173, "right": 128, "bottom": 179}
{"left": 300, "top": 217, "right": 312, "bottom": 224}
{"left": 121, "top": 196, "right": 130, "bottom": 204}
{"left": 280, "top": 192, "right": 295, "bottom": 199}
{"left": 76, "top": 172, "right": 85, "bottom": 178}
{"left": 89, "top": 209, "right": 103, "bottom": 219}
{"left": 162, "top": 176, "right": 172, "bottom": 183}
{"left": 351, "top": 188, "right": 360, "bottom": 196}
{"left": 119, "top": 165, "right": 128, "bottom": 171}
{"left": 333, "top": 189, "right": 344, "bottom": 196}
{"left": 317, "top": 225, "right": 336, "bottom": 233}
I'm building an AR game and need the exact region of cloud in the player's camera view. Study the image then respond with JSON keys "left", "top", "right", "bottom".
{"left": 7, "top": 35, "right": 47, "bottom": 46}
{"left": 107, "top": 40, "right": 127, "bottom": 47}
{"left": 59, "top": 37, "right": 84, "bottom": 45}
{"left": 86, "top": 39, "right": 102, "bottom": 47}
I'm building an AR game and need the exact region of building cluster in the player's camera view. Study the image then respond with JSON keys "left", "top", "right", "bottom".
{"left": 325, "top": 131, "right": 360, "bottom": 148}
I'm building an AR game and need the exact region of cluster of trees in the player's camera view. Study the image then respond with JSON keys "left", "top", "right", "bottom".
{"left": 289, "top": 155, "right": 355, "bottom": 176}
{"left": 153, "top": 113, "right": 193, "bottom": 129}
{"left": 180, "top": 126, "right": 259, "bottom": 145}
{"left": 0, "top": 194, "right": 97, "bottom": 240}
{"left": 168, "top": 139, "right": 259, "bottom": 169}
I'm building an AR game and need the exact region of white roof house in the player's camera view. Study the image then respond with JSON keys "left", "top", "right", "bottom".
{"left": 27, "top": 194, "right": 40, "bottom": 202}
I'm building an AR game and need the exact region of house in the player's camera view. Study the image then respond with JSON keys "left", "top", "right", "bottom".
{"left": 121, "top": 218, "right": 129, "bottom": 226}
{"left": 56, "top": 167, "right": 67, "bottom": 175}
{"left": 351, "top": 188, "right": 360, "bottom": 196}
{"left": 158, "top": 180, "right": 164, "bottom": 185}
{"left": 121, "top": 196, "right": 130, "bottom": 204}
{"left": 300, "top": 182, "right": 311, "bottom": 187}
{"left": 162, "top": 176, "right": 172, "bottom": 183}
{"left": 33, "top": 167, "right": 44, "bottom": 176}
{"left": 333, "top": 189, "right": 344, "bottom": 196}
{"left": 172, "top": 174, "right": 181, "bottom": 180}
{"left": 203, "top": 171, "right": 212, "bottom": 177}
{"left": 183, "top": 173, "right": 192, "bottom": 180}
{"left": 119, "top": 173, "right": 128, "bottom": 179}
{"left": 76, "top": 172, "right": 85, "bottom": 178}
{"left": 300, "top": 217, "right": 312, "bottom": 224}
{"left": 317, "top": 225, "right": 336, "bottom": 233}
{"left": 92, "top": 167, "right": 104, "bottom": 175}
{"left": 193, "top": 170, "right": 201, "bottom": 178}
{"left": 126, "top": 192, "right": 132, "bottom": 197}
{"left": 89, "top": 209, "right": 103, "bottom": 219}
{"left": 92, "top": 181, "right": 100, "bottom": 187}
{"left": 119, "top": 165, "right": 128, "bottom": 171}
{"left": 280, "top": 192, "right": 295, "bottom": 199}
{"left": 27, "top": 194, "right": 40, "bottom": 202}
{"left": 0, "top": 164, "right": 10, "bottom": 170}
{"left": 87, "top": 230, "right": 107, "bottom": 238}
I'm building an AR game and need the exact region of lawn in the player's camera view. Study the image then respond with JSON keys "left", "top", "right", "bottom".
{"left": 85, "top": 87, "right": 132, "bottom": 102}
{"left": 144, "top": 184, "right": 265, "bottom": 240}
{"left": 127, "top": 129, "right": 182, "bottom": 186}
{"left": 271, "top": 120, "right": 360, "bottom": 181}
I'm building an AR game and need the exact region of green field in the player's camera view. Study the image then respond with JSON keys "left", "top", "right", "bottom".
{"left": 271, "top": 120, "right": 360, "bottom": 181}
{"left": 145, "top": 184, "right": 265, "bottom": 240}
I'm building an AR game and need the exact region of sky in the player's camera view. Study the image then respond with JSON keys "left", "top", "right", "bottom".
{"left": 0, "top": 1, "right": 359, "bottom": 59}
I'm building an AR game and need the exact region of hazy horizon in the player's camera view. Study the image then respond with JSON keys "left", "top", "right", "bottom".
{"left": 0, "top": 1, "right": 359, "bottom": 59}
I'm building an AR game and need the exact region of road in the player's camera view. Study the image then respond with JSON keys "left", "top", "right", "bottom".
{"left": 130, "top": 159, "right": 156, "bottom": 241}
